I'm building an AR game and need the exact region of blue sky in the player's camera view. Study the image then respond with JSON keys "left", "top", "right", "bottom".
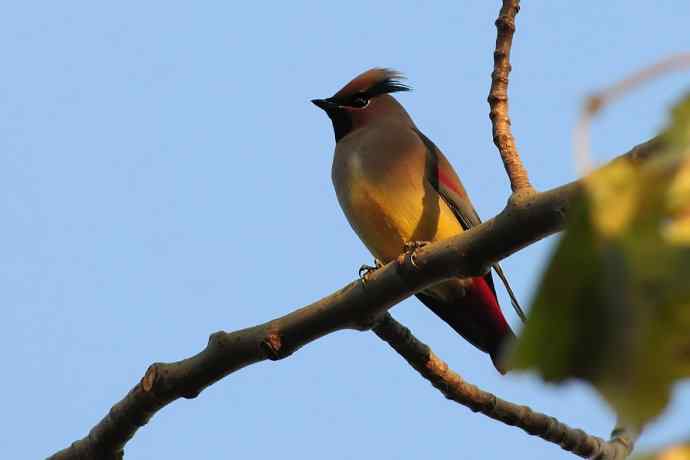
{"left": 3, "top": 2, "right": 689, "bottom": 459}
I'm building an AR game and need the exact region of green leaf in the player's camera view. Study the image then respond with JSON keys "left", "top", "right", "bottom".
{"left": 662, "top": 91, "right": 690, "bottom": 153}
{"left": 634, "top": 441, "right": 690, "bottom": 460}
{"left": 511, "top": 92, "right": 690, "bottom": 427}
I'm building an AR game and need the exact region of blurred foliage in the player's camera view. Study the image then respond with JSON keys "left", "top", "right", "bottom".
{"left": 635, "top": 441, "right": 690, "bottom": 460}
{"left": 511, "top": 92, "right": 690, "bottom": 428}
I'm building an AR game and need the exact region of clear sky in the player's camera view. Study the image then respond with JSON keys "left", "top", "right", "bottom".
{"left": 3, "top": 2, "right": 689, "bottom": 459}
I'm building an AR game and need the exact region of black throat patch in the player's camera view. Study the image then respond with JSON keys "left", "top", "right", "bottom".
{"left": 326, "top": 107, "right": 352, "bottom": 142}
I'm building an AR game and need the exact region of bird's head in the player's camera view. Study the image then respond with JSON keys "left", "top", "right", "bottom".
{"left": 312, "top": 68, "right": 412, "bottom": 142}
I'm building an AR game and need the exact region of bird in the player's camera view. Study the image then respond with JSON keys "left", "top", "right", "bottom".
{"left": 312, "top": 68, "right": 524, "bottom": 373}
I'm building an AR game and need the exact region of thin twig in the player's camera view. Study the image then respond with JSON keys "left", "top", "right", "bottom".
{"left": 373, "top": 314, "right": 638, "bottom": 460}
{"left": 575, "top": 53, "right": 690, "bottom": 174}
{"left": 488, "top": 0, "right": 533, "bottom": 194}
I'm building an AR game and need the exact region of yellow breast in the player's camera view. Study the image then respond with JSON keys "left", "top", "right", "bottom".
{"left": 332, "top": 124, "right": 463, "bottom": 263}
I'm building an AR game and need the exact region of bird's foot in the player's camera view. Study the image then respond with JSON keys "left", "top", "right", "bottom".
{"left": 403, "top": 240, "right": 430, "bottom": 252}
{"left": 358, "top": 259, "right": 384, "bottom": 286}
{"left": 402, "top": 240, "right": 431, "bottom": 268}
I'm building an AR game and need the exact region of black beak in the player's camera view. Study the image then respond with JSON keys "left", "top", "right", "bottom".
{"left": 311, "top": 98, "right": 338, "bottom": 111}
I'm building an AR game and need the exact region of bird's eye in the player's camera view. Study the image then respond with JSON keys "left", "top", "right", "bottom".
{"left": 350, "top": 95, "right": 369, "bottom": 108}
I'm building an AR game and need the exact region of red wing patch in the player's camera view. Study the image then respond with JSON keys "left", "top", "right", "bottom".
{"left": 438, "top": 170, "right": 466, "bottom": 198}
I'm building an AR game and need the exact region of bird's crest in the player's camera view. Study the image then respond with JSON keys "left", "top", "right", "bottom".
{"left": 333, "top": 68, "right": 411, "bottom": 101}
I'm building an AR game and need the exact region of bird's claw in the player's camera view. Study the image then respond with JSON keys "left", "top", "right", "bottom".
{"left": 403, "top": 240, "right": 430, "bottom": 252}
{"left": 359, "top": 259, "right": 383, "bottom": 286}
{"left": 402, "top": 240, "right": 430, "bottom": 268}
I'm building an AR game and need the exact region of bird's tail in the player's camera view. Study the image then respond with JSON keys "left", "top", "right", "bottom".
{"left": 489, "top": 330, "right": 515, "bottom": 375}
{"left": 416, "top": 274, "right": 514, "bottom": 374}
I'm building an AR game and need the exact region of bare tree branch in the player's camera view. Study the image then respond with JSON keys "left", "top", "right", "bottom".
{"left": 488, "top": 0, "right": 533, "bottom": 194}
{"left": 373, "top": 313, "right": 637, "bottom": 460}
{"left": 48, "top": 141, "right": 656, "bottom": 460}
{"left": 574, "top": 53, "right": 690, "bottom": 174}
{"left": 485, "top": 5, "right": 646, "bottom": 456}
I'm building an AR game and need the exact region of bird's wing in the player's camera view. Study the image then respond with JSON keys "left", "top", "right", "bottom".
{"left": 413, "top": 128, "right": 526, "bottom": 323}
